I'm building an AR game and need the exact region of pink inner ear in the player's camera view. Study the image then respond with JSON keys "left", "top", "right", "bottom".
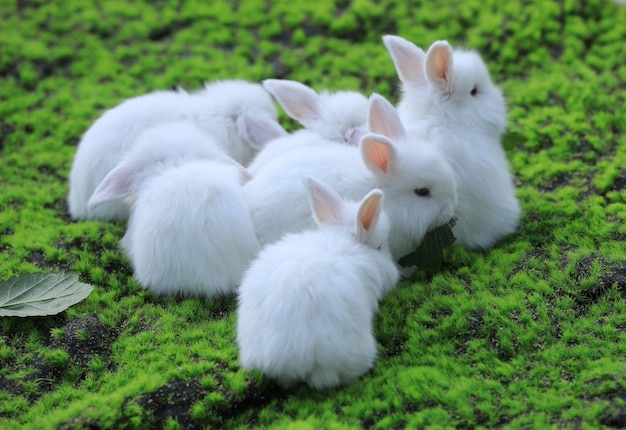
{"left": 367, "top": 95, "right": 406, "bottom": 143}
{"left": 359, "top": 194, "right": 380, "bottom": 231}
{"left": 88, "top": 164, "right": 138, "bottom": 208}
{"left": 283, "top": 94, "right": 320, "bottom": 125}
{"left": 432, "top": 46, "right": 451, "bottom": 81}
{"left": 236, "top": 165, "right": 253, "bottom": 185}
{"left": 363, "top": 137, "right": 391, "bottom": 173}
{"left": 237, "top": 112, "right": 287, "bottom": 150}
{"left": 384, "top": 36, "right": 426, "bottom": 86}
{"left": 306, "top": 177, "right": 344, "bottom": 226}
{"left": 264, "top": 80, "right": 321, "bottom": 126}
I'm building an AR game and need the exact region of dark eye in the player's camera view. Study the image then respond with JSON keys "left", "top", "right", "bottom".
{"left": 376, "top": 246, "right": 382, "bottom": 251}
{"left": 414, "top": 188, "right": 431, "bottom": 197}
{"left": 470, "top": 86, "right": 478, "bottom": 96}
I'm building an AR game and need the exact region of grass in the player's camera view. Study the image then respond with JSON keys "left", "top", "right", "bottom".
{"left": 1, "top": 0, "right": 626, "bottom": 428}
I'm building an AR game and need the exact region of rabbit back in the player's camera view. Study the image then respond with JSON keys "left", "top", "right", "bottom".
{"left": 247, "top": 130, "right": 327, "bottom": 175}
{"left": 68, "top": 81, "right": 283, "bottom": 220}
{"left": 122, "top": 161, "right": 259, "bottom": 297}
{"left": 237, "top": 229, "right": 397, "bottom": 389}
{"left": 407, "top": 123, "right": 521, "bottom": 250}
{"left": 68, "top": 91, "right": 195, "bottom": 220}
{"left": 243, "top": 144, "right": 373, "bottom": 246}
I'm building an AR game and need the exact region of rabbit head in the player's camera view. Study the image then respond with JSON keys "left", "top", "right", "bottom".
{"left": 196, "top": 80, "right": 288, "bottom": 163}
{"left": 361, "top": 94, "right": 457, "bottom": 260}
{"left": 305, "top": 176, "right": 390, "bottom": 253}
{"left": 383, "top": 35, "right": 507, "bottom": 139}
{"left": 87, "top": 121, "right": 251, "bottom": 210}
{"left": 263, "top": 79, "right": 369, "bottom": 145}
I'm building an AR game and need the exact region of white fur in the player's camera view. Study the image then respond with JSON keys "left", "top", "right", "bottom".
{"left": 244, "top": 94, "right": 457, "bottom": 262}
{"left": 68, "top": 79, "right": 285, "bottom": 221}
{"left": 383, "top": 35, "right": 521, "bottom": 249}
{"left": 86, "top": 121, "right": 251, "bottom": 220}
{"left": 237, "top": 178, "right": 399, "bottom": 389}
{"left": 247, "top": 79, "right": 369, "bottom": 174}
{"left": 122, "top": 160, "right": 259, "bottom": 297}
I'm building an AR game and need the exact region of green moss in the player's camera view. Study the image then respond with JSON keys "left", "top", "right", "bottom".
{"left": 2, "top": 0, "right": 626, "bottom": 428}
{"left": 164, "top": 418, "right": 185, "bottom": 430}
{"left": 0, "top": 344, "right": 15, "bottom": 362}
{"left": 43, "top": 349, "right": 70, "bottom": 368}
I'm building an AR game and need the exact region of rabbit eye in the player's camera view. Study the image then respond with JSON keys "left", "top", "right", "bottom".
{"left": 414, "top": 188, "right": 431, "bottom": 197}
{"left": 470, "top": 86, "right": 478, "bottom": 96}
{"left": 376, "top": 246, "right": 382, "bottom": 251}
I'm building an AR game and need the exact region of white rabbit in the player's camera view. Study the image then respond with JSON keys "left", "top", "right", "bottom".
{"left": 383, "top": 35, "right": 521, "bottom": 250}
{"left": 112, "top": 159, "right": 258, "bottom": 297}
{"left": 237, "top": 177, "right": 399, "bottom": 390}
{"left": 383, "top": 35, "right": 507, "bottom": 138}
{"left": 68, "top": 79, "right": 286, "bottom": 221}
{"left": 243, "top": 93, "right": 457, "bottom": 262}
{"left": 247, "top": 79, "right": 369, "bottom": 174}
{"left": 87, "top": 121, "right": 251, "bottom": 220}
{"left": 263, "top": 78, "right": 369, "bottom": 144}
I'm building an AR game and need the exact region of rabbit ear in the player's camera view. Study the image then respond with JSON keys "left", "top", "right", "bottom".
{"left": 356, "top": 189, "right": 383, "bottom": 243}
{"left": 304, "top": 176, "right": 345, "bottom": 228}
{"left": 360, "top": 133, "right": 398, "bottom": 177}
{"left": 234, "top": 163, "right": 253, "bottom": 185}
{"left": 214, "top": 153, "right": 253, "bottom": 185}
{"left": 263, "top": 79, "right": 322, "bottom": 129}
{"left": 367, "top": 94, "right": 406, "bottom": 143}
{"left": 344, "top": 125, "right": 368, "bottom": 147}
{"left": 425, "top": 41, "right": 453, "bottom": 92}
{"left": 382, "top": 35, "right": 427, "bottom": 86}
{"left": 87, "top": 161, "right": 145, "bottom": 210}
{"left": 236, "top": 111, "right": 287, "bottom": 150}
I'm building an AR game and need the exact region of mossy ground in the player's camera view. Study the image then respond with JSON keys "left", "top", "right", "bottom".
{"left": 1, "top": 0, "right": 626, "bottom": 428}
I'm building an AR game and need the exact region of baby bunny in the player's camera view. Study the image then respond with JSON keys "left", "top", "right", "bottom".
{"left": 244, "top": 93, "right": 457, "bottom": 262}
{"left": 114, "top": 159, "right": 259, "bottom": 297}
{"left": 68, "top": 79, "right": 286, "bottom": 221}
{"left": 383, "top": 35, "right": 507, "bottom": 139}
{"left": 237, "top": 177, "right": 399, "bottom": 390}
{"left": 263, "top": 79, "right": 369, "bottom": 144}
{"left": 383, "top": 35, "right": 521, "bottom": 249}
{"left": 87, "top": 121, "right": 251, "bottom": 220}
{"left": 247, "top": 79, "right": 369, "bottom": 174}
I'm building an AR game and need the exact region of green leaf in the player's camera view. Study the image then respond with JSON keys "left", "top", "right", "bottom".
{"left": 0, "top": 272, "right": 93, "bottom": 317}
{"left": 398, "top": 218, "right": 457, "bottom": 274}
